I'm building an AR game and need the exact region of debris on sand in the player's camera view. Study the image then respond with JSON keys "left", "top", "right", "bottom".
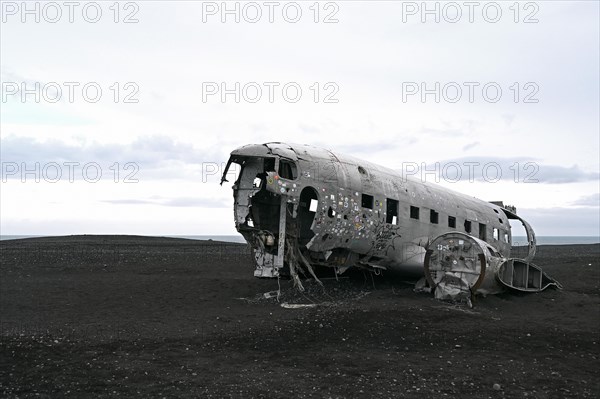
{"left": 280, "top": 303, "right": 317, "bottom": 309}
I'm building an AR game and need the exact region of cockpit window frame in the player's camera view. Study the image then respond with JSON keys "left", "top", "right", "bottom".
{"left": 278, "top": 159, "right": 298, "bottom": 180}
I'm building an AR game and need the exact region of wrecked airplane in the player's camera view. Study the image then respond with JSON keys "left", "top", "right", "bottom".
{"left": 221, "top": 143, "right": 561, "bottom": 301}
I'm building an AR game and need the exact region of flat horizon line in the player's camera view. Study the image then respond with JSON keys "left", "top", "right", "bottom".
{"left": 1, "top": 234, "right": 599, "bottom": 238}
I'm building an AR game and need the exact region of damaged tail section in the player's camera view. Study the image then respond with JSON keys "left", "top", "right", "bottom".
{"left": 424, "top": 232, "right": 561, "bottom": 302}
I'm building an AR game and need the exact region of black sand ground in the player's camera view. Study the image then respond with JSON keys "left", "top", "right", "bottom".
{"left": 0, "top": 236, "right": 598, "bottom": 398}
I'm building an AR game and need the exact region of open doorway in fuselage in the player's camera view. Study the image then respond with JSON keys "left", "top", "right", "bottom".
{"left": 297, "top": 187, "right": 319, "bottom": 247}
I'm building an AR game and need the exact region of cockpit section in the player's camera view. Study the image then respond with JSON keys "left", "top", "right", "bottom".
{"left": 223, "top": 156, "right": 270, "bottom": 230}
{"left": 221, "top": 150, "right": 308, "bottom": 279}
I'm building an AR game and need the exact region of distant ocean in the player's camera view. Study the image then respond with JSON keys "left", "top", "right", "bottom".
{"left": 0, "top": 235, "right": 598, "bottom": 245}
{"left": 0, "top": 235, "right": 247, "bottom": 243}
{"left": 511, "top": 236, "right": 599, "bottom": 246}
{"left": 164, "top": 235, "right": 247, "bottom": 243}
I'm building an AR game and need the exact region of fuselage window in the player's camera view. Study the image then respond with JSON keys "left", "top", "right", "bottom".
{"left": 386, "top": 198, "right": 399, "bottom": 224}
{"left": 279, "top": 160, "right": 297, "bottom": 180}
{"left": 362, "top": 194, "right": 374, "bottom": 209}
{"left": 493, "top": 228, "right": 499, "bottom": 240}
{"left": 410, "top": 206, "right": 420, "bottom": 220}
{"left": 430, "top": 210, "right": 439, "bottom": 224}
{"left": 464, "top": 220, "right": 472, "bottom": 233}
{"left": 448, "top": 216, "right": 456, "bottom": 228}
{"left": 479, "top": 223, "right": 487, "bottom": 241}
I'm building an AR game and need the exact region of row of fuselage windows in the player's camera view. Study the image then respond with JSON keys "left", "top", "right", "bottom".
{"left": 361, "top": 194, "right": 509, "bottom": 243}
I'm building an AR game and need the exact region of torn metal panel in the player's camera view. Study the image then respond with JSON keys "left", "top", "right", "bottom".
{"left": 425, "top": 232, "right": 505, "bottom": 299}
{"left": 497, "top": 258, "right": 562, "bottom": 292}
{"left": 501, "top": 206, "right": 537, "bottom": 262}
{"left": 425, "top": 232, "right": 560, "bottom": 300}
{"left": 275, "top": 195, "right": 287, "bottom": 270}
{"left": 222, "top": 142, "right": 560, "bottom": 301}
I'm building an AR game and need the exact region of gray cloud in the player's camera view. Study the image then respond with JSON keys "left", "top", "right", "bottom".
{"left": 0, "top": 135, "right": 230, "bottom": 181}
{"left": 102, "top": 196, "right": 228, "bottom": 208}
{"left": 1, "top": 134, "right": 222, "bottom": 163}
{"left": 3, "top": 137, "right": 597, "bottom": 186}
{"left": 531, "top": 164, "right": 599, "bottom": 184}
{"left": 571, "top": 193, "right": 600, "bottom": 207}
{"left": 519, "top": 207, "right": 600, "bottom": 236}
{"left": 432, "top": 156, "right": 599, "bottom": 184}
{"left": 462, "top": 142, "right": 480, "bottom": 151}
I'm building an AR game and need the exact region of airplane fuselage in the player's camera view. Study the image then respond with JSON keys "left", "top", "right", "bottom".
{"left": 221, "top": 143, "right": 537, "bottom": 285}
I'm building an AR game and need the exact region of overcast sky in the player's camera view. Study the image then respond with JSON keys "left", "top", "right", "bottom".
{"left": 1, "top": 1, "right": 599, "bottom": 236}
